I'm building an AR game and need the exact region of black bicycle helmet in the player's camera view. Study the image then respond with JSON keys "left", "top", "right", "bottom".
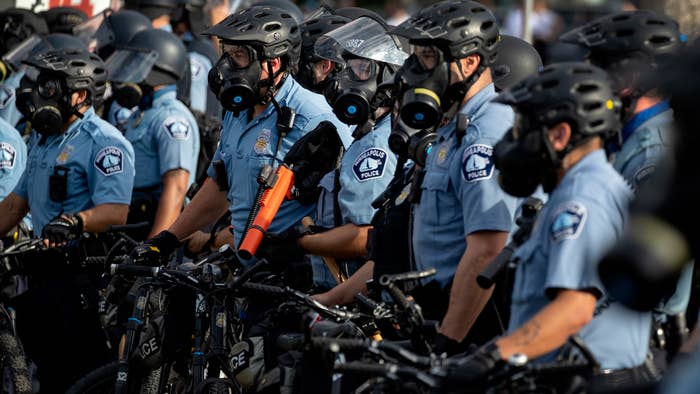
{"left": 91, "top": 9, "right": 153, "bottom": 60}
{"left": 389, "top": 0, "right": 500, "bottom": 64}
{"left": 496, "top": 62, "right": 621, "bottom": 141}
{"left": 40, "top": 7, "right": 87, "bottom": 34}
{"left": 203, "top": 5, "right": 301, "bottom": 67}
{"left": 0, "top": 8, "right": 49, "bottom": 55}
{"left": 493, "top": 35, "right": 542, "bottom": 91}
{"left": 126, "top": 28, "right": 188, "bottom": 84}
{"left": 253, "top": 0, "right": 303, "bottom": 25}
{"left": 560, "top": 10, "right": 684, "bottom": 67}
{"left": 301, "top": 13, "right": 350, "bottom": 64}
{"left": 22, "top": 48, "right": 107, "bottom": 106}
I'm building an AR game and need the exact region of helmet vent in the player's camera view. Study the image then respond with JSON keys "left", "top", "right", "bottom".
{"left": 575, "top": 83, "right": 599, "bottom": 94}
{"left": 583, "top": 102, "right": 602, "bottom": 111}
{"left": 612, "top": 14, "right": 631, "bottom": 22}
{"left": 255, "top": 12, "right": 271, "bottom": 19}
{"left": 438, "top": 6, "right": 458, "bottom": 15}
{"left": 646, "top": 19, "right": 667, "bottom": 26}
{"left": 281, "top": 13, "right": 292, "bottom": 19}
{"left": 541, "top": 79, "right": 559, "bottom": 89}
{"left": 265, "top": 22, "right": 281, "bottom": 31}
{"left": 615, "top": 29, "right": 634, "bottom": 37}
{"left": 471, "top": 7, "right": 486, "bottom": 13}
{"left": 481, "top": 20, "right": 494, "bottom": 32}
{"left": 648, "top": 35, "right": 671, "bottom": 45}
{"left": 449, "top": 17, "right": 469, "bottom": 29}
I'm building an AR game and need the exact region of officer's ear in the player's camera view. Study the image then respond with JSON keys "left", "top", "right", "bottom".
{"left": 71, "top": 89, "right": 89, "bottom": 107}
{"left": 547, "top": 122, "right": 572, "bottom": 152}
{"left": 269, "top": 56, "right": 282, "bottom": 74}
{"left": 456, "top": 54, "right": 482, "bottom": 79}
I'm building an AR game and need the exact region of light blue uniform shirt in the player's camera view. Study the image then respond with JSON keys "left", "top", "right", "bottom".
{"left": 614, "top": 102, "right": 690, "bottom": 316}
{"left": 413, "top": 83, "right": 518, "bottom": 287}
{"left": 509, "top": 149, "right": 649, "bottom": 370}
{"left": 107, "top": 101, "right": 134, "bottom": 132}
{"left": 614, "top": 102, "right": 673, "bottom": 189}
{"left": 312, "top": 115, "right": 397, "bottom": 287}
{"left": 187, "top": 51, "right": 211, "bottom": 114}
{"left": 13, "top": 107, "right": 135, "bottom": 234}
{"left": 124, "top": 86, "right": 199, "bottom": 201}
{"left": 0, "top": 69, "right": 25, "bottom": 127}
{"left": 0, "top": 116, "right": 27, "bottom": 199}
{"left": 207, "top": 76, "right": 352, "bottom": 251}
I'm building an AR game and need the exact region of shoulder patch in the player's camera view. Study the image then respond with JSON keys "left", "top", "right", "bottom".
{"left": 462, "top": 144, "right": 494, "bottom": 182}
{"left": 0, "top": 142, "right": 17, "bottom": 169}
{"left": 94, "top": 146, "right": 124, "bottom": 176}
{"left": 353, "top": 148, "right": 388, "bottom": 182}
{"left": 550, "top": 202, "right": 588, "bottom": 242}
{"left": 163, "top": 117, "right": 191, "bottom": 140}
{"left": 633, "top": 165, "right": 655, "bottom": 186}
{"left": 190, "top": 57, "right": 206, "bottom": 80}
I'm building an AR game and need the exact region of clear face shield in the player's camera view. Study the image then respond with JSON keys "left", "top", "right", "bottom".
{"left": 2, "top": 35, "right": 45, "bottom": 70}
{"left": 73, "top": 9, "right": 112, "bottom": 53}
{"left": 104, "top": 48, "right": 159, "bottom": 84}
{"left": 314, "top": 17, "right": 409, "bottom": 68}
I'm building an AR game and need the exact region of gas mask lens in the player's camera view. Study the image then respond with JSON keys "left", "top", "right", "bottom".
{"left": 220, "top": 43, "right": 252, "bottom": 69}
{"left": 37, "top": 77, "right": 62, "bottom": 99}
{"left": 347, "top": 58, "right": 373, "bottom": 82}
{"left": 414, "top": 45, "right": 439, "bottom": 71}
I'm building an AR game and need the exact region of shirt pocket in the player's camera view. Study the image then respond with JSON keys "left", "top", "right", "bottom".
{"left": 420, "top": 170, "right": 451, "bottom": 226}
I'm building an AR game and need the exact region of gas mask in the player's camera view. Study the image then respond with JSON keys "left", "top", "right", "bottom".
{"left": 113, "top": 82, "right": 148, "bottom": 109}
{"left": 296, "top": 59, "right": 332, "bottom": 95}
{"left": 15, "top": 71, "right": 37, "bottom": 119}
{"left": 388, "top": 100, "right": 437, "bottom": 167}
{"left": 29, "top": 74, "right": 82, "bottom": 136}
{"left": 493, "top": 115, "right": 560, "bottom": 197}
{"left": 324, "top": 58, "right": 379, "bottom": 126}
{"left": 209, "top": 44, "right": 273, "bottom": 114}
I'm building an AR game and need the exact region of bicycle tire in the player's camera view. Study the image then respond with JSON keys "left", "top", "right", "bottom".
{"left": 0, "top": 330, "right": 32, "bottom": 394}
{"left": 66, "top": 361, "right": 166, "bottom": 394}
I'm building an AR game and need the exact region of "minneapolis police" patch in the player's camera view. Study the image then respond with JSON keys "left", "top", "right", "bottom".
{"left": 0, "top": 142, "right": 16, "bottom": 169}
{"left": 353, "top": 148, "right": 387, "bottom": 182}
{"left": 94, "top": 146, "right": 124, "bottom": 176}
{"left": 550, "top": 201, "right": 587, "bottom": 242}
{"left": 462, "top": 144, "right": 494, "bottom": 182}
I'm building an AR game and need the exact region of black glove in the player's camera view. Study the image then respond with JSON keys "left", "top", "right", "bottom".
{"left": 432, "top": 333, "right": 462, "bottom": 357}
{"left": 130, "top": 230, "right": 181, "bottom": 265}
{"left": 444, "top": 341, "right": 504, "bottom": 388}
{"left": 42, "top": 214, "right": 83, "bottom": 245}
{"left": 255, "top": 225, "right": 315, "bottom": 266}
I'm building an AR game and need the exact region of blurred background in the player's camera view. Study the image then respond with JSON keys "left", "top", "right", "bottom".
{"left": 2, "top": 0, "right": 698, "bottom": 63}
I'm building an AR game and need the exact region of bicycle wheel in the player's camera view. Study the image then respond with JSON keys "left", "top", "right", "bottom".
{"left": 66, "top": 361, "right": 166, "bottom": 394}
{"left": 0, "top": 330, "right": 32, "bottom": 394}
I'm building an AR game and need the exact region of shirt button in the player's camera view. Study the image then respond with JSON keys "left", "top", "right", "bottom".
{"left": 237, "top": 154, "right": 243, "bottom": 159}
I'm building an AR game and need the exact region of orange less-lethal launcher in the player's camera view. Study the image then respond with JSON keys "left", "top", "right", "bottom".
{"left": 237, "top": 164, "right": 295, "bottom": 260}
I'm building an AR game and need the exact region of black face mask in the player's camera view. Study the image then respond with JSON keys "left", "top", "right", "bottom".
{"left": 388, "top": 102, "right": 437, "bottom": 166}
{"left": 208, "top": 52, "right": 263, "bottom": 114}
{"left": 114, "top": 82, "right": 144, "bottom": 109}
{"left": 394, "top": 53, "right": 451, "bottom": 131}
{"left": 30, "top": 76, "right": 78, "bottom": 136}
{"left": 493, "top": 123, "right": 559, "bottom": 197}
{"left": 295, "top": 60, "right": 327, "bottom": 94}
{"left": 324, "top": 60, "right": 379, "bottom": 126}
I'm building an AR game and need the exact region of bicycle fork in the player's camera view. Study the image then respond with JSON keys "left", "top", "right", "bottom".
{"left": 115, "top": 285, "right": 151, "bottom": 394}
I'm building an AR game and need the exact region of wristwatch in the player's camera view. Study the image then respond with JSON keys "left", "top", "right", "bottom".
{"left": 508, "top": 352, "right": 528, "bottom": 367}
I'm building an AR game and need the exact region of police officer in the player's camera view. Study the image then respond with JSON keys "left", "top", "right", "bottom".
{"left": 0, "top": 116, "right": 25, "bottom": 200}
{"left": 73, "top": 9, "right": 153, "bottom": 128}
{"left": 390, "top": 0, "right": 518, "bottom": 350}
{"left": 295, "top": 9, "right": 350, "bottom": 93}
{"left": 447, "top": 62, "right": 655, "bottom": 391}
{"left": 492, "top": 35, "right": 543, "bottom": 92}
{"left": 561, "top": 10, "right": 691, "bottom": 360}
{"left": 0, "top": 8, "right": 49, "bottom": 126}
{"left": 40, "top": 6, "right": 87, "bottom": 34}
{"left": 259, "top": 15, "right": 407, "bottom": 292}
{"left": 0, "top": 48, "right": 135, "bottom": 391}
{"left": 107, "top": 28, "right": 199, "bottom": 239}
{"left": 132, "top": 5, "right": 351, "bottom": 262}
{"left": 7, "top": 33, "right": 88, "bottom": 132}
{"left": 560, "top": 10, "right": 683, "bottom": 190}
